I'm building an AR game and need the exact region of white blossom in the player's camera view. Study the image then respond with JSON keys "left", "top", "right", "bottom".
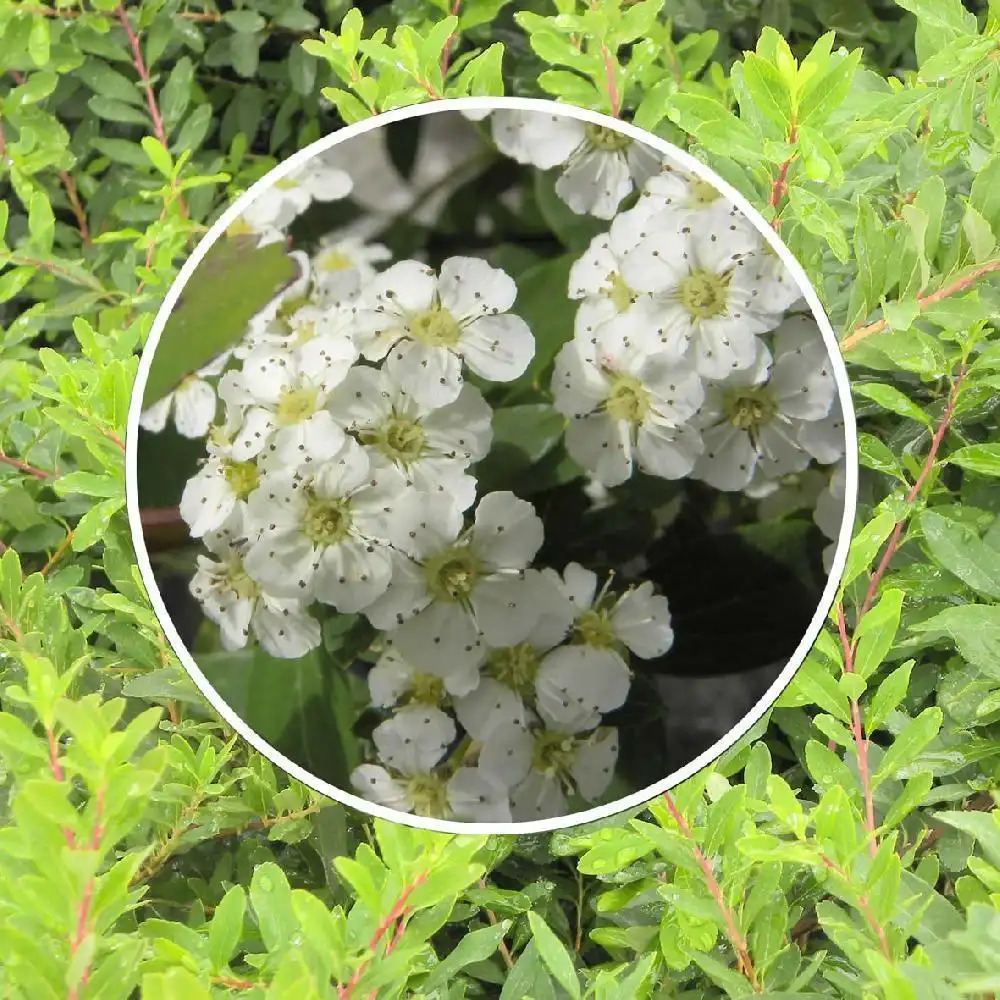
{"left": 365, "top": 492, "right": 554, "bottom": 676}
{"left": 310, "top": 228, "right": 392, "bottom": 306}
{"left": 353, "top": 257, "right": 535, "bottom": 407}
{"left": 327, "top": 365, "right": 492, "bottom": 513}
{"left": 241, "top": 438, "right": 419, "bottom": 612}
{"left": 239, "top": 158, "right": 353, "bottom": 232}
{"left": 140, "top": 351, "right": 231, "bottom": 439}
{"left": 479, "top": 721, "right": 619, "bottom": 821}
{"left": 367, "top": 644, "right": 480, "bottom": 709}
{"left": 351, "top": 706, "right": 510, "bottom": 821}
{"left": 692, "top": 316, "right": 842, "bottom": 492}
{"left": 189, "top": 515, "right": 321, "bottom": 659}
{"left": 489, "top": 110, "right": 660, "bottom": 219}
{"left": 219, "top": 332, "right": 357, "bottom": 467}
{"left": 179, "top": 401, "right": 260, "bottom": 538}
{"left": 619, "top": 207, "right": 779, "bottom": 378}
{"left": 548, "top": 562, "right": 674, "bottom": 660}
{"left": 552, "top": 316, "right": 705, "bottom": 487}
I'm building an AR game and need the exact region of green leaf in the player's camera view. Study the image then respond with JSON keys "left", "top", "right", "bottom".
{"left": 970, "top": 155, "right": 1000, "bottom": 240}
{"left": 962, "top": 205, "right": 996, "bottom": 264}
{"left": 250, "top": 863, "right": 297, "bottom": 952}
{"left": 920, "top": 510, "right": 1000, "bottom": 600}
{"left": 143, "top": 237, "right": 299, "bottom": 406}
{"left": 225, "top": 9, "right": 267, "bottom": 32}
{"left": 741, "top": 53, "right": 794, "bottom": 130}
{"left": 853, "top": 383, "right": 934, "bottom": 429}
{"left": 911, "top": 605, "right": 1000, "bottom": 678}
{"left": 208, "top": 886, "right": 246, "bottom": 973}
{"left": 788, "top": 186, "right": 850, "bottom": 260}
{"left": 499, "top": 939, "right": 557, "bottom": 1000}
{"left": 666, "top": 95, "right": 767, "bottom": 165}
{"left": 934, "top": 812, "right": 1000, "bottom": 869}
{"left": 866, "top": 660, "right": 914, "bottom": 731}
{"left": 872, "top": 707, "right": 943, "bottom": 789}
{"left": 948, "top": 444, "right": 1000, "bottom": 477}
{"left": 798, "top": 49, "right": 862, "bottom": 126}
{"left": 853, "top": 588, "right": 904, "bottom": 679}
{"left": 419, "top": 922, "right": 511, "bottom": 994}
{"left": 841, "top": 508, "right": 898, "bottom": 590}
{"left": 527, "top": 912, "right": 581, "bottom": 1000}
{"left": 895, "top": 0, "right": 977, "bottom": 34}
{"left": 141, "top": 137, "right": 173, "bottom": 179}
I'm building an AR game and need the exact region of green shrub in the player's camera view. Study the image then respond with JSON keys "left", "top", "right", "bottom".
{"left": 2, "top": 0, "right": 1000, "bottom": 996}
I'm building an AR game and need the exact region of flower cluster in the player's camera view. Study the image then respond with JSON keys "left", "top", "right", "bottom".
{"left": 144, "top": 110, "right": 846, "bottom": 824}
{"left": 548, "top": 154, "right": 845, "bottom": 496}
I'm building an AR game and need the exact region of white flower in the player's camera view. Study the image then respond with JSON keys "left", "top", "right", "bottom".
{"left": 367, "top": 645, "right": 480, "bottom": 709}
{"left": 353, "top": 257, "right": 535, "bottom": 407}
{"left": 619, "top": 207, "right": 780, "bottom": 378}
{"left": 479, "top": 722, "right": 619, "bottom": 821}
{"left": 240, "top": 158, "right": 353, "bottom": 232}
{"left": 311, "top": 229, "right": 391, "bottom": 306}
{"left": 327, "top": 365, "right": 492, "bottom": 513}
{"left": 635, "top": 163, "right": 755, "bottom": 233}
{"left": 533, "top": 644, "right": 631, "bottom": 733}
{"left": 220, "top": 333, "right": 356, "bottom": 467}
{"left": 241, "top": 438, "right": 417, "bottom": 612}
{"left": 365, "top": 492, "right": 553, "bottom": 676}
{"left": 552, "top": 318, "right": 705, "bottom": 487}
{"left": 452, "top": 578, "right": 575, "bottom": 740}
{"left": 490, "top": 110, "right": 660, "bottom": 219}
{"left": 549, "top": 562, "right": 674, "bottom": 660}
{"left": 140, "top": 351, "right": 230, "bottom": 439}
{"left": 179, "top": 402, "right": 260, "bottom": 538}
{"left": 568, "top": 205, "right": 657, "bottom": 332}
{"left": 692, "top": 316, "right": 841, "bottom": 492}
{"left": 190, "top": 515, "right": 321, "bottom": 659}
{"left": 351, "top": 706, "right": 510, "bottom": 822}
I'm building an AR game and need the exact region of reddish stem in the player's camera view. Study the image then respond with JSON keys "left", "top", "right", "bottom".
{"left": 662, "top": 793, "right": 759, "bottom": 990}
{"left": 116, "top": 4, "right": 168, "bottom": 147}
{"left": 0, "top": 452, "right": 52, "bottom": 479}
{"left": 602, "top": 45, "right": 621, "bottom": 117}
{"left": 768, "top": 122, "right": 798, "bottom": 229}
{"left": 836, "top": 605, "right": 878, "bottom": 858}
{"left": 338, "top": 872, "right": 429, "bottom": 1000}
{"left": 439, "top": 0, "right": 461, "bottom": 77}
{"left": 843, "top": 260, "right": 1000, "bottom": 352}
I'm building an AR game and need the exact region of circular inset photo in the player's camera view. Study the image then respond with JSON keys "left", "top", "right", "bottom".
{"left": 127, "top": 98, "right": 857, "bottom": 832}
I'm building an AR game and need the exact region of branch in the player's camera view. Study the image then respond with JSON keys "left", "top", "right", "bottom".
{"left": 116, "top": 4, "right": 168, "bottom": 147}
{"left": 338, "top": 872, "right": 429, "bottom": 1000}
{"left": 836, "top": 605, "right": 877, "bottom": 858}
{"left": 768, "top": 122, "right": 798, "bottom": 229}
{"left": 842, "top": 259, "right": 1000, "bottom": 352}
{"left": 602, "top": 45, "right": 621, "bottom": 117}
{"left": 478, "top": 879, "right": 515, "bottom": 970}
{"left": 662, "top": 793, "right": 760, "bottom": 991}
{"left": 0, "top": 452, "right": 52, "bottom": 479}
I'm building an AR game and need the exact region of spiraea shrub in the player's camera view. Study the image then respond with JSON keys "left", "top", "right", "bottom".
{"left": 2, "top": 0, "right": 1000, "bottom": 997}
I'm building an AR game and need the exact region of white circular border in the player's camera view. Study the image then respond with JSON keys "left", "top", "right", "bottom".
{"left": 126, "top": 96, "right": 860, "bottom": 836}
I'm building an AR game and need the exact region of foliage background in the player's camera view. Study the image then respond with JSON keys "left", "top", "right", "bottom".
{"left": 2, "top": 0, "right": 1000, "bottom": 997}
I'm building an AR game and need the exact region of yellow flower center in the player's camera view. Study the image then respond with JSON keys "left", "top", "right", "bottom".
{"left": 605, "top": 272, "right": 637, "bottom": 312}
{"left": 223, "top": 460, "right": 259, "bottom": 499}
{"left": 531, "top": 730, "right": 577, "bottom": 776}
{"left": 275, "top": 386, "right": 320, "bottom": 426}
{"left": 423, "top": 545, "right": 483, "bottom": 604}
{"left": 486, "top": 642, "right": 540, "bottom": 695}
{"left": 679, "top": 268, "right": 731, "bottom": 319}
{"left": 362, "top": 416, "right": 426, "bottom": 465}
{"left": 302, "top": 493, "right": 352, "bottom": 546}
{"left": 408, "top": 305, "right": 463, "bottom": 348}
{"left": 408, "top": 673, "right": 447, "bottom": 707}
{"left": 573, "top": 608, "right": 617, "bottom": 650}
{"left": 688, "top": 179, "right": 721, "bottom": 206}
{"left": 319, "top": 248, "right": 355, "bottom": 272}
{"left": 405, "top": 773, "right": 450, "bottom": 818}
{"left": 584, "top": 123, "right": 631, "bottom": 152}
{"left": 605, "top": 372, "right": 650, "bottom": 425}
{"left": 725, "top": 388, "right": 778, "bottom": 431}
